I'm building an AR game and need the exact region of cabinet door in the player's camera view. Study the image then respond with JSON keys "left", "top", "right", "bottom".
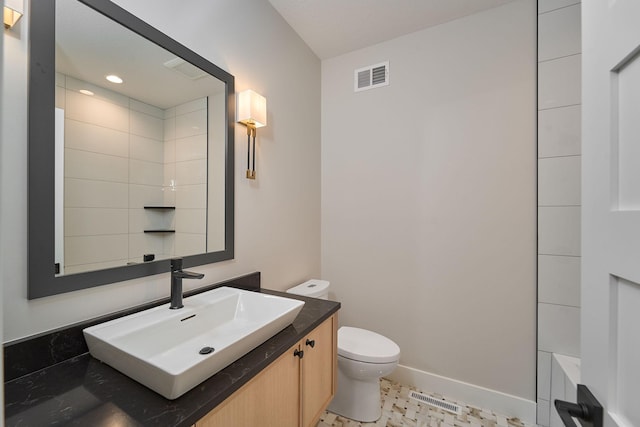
{"left": 196, "top": 349, "right": 300, "bottom": 427}
{"left": 301, "top": 315, "right": 337, "bottom": 427}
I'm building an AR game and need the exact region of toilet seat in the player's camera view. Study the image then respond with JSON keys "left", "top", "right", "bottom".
{"left": 337, "top": 327, "right": 400, "bottom": 364}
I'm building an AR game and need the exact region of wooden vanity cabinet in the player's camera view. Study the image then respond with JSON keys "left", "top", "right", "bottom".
{"left": 299, "top": 314, "right": 336, "bottom": 426}
{"left": 196, "top": 314, "right": 337, "bottom": 427}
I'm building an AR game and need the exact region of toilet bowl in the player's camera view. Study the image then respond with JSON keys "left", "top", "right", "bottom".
{"left": 328, "top": 326, "right": 400, "bottom": 422}
{"left": 286, "top": 280, "right": 401, "bottom": 422}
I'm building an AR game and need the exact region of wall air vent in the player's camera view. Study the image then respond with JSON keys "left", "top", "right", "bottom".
{"left": 354, "top": 61, "right": 389, "bottom": 92}
{"left": 163, "top": 57, "right": 207, "bottom": 80}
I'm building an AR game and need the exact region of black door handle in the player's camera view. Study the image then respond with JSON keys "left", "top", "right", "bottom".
{"left": 555, "top": 400, "right": 590, "bottom": 427}
{"left": 305, "top": 339, "right": 315, "bottom": 348}
{"left": 554, "top": 384, "right": 603, "bottom": 427}
{"left": 293, "top": 349, "right": 304, "bottom": 359}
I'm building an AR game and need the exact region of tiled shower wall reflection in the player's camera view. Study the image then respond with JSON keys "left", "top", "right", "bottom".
{"left": 536, "top": 1, "right": 582, "bottom": 425}
{"left": 55, "top": 74, "right": 207, "bottom": 274}
{"left": 163, "top": 98, "right": 208, "bottom": 259}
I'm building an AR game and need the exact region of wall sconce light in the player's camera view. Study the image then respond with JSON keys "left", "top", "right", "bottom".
{"left": 3, "top": 0, "right": 24, "bottom": 29}
{"left": 237, "top": 89, "right": 267, "bottom": 180}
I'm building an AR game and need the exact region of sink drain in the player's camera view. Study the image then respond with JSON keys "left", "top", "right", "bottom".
{"left": 199, "top": 346, "right": 215, "bottom": 355}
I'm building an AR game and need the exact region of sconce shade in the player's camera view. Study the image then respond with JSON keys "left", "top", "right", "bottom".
{"left": 237, "top": 90, "right": 267, "bottom": 128}
{"left": 3, "top": 0, "right": 23, "bottom": 29}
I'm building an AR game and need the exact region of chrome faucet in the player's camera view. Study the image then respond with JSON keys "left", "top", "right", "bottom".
{"left": 170, "top": 258, "right": 204, "bottom": 309}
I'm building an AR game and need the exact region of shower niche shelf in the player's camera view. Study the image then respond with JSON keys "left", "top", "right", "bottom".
{"left": 143, "top": 206, "right": 175, "bottom": 233}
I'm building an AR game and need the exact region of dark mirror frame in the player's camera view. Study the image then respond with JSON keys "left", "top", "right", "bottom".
{"left": 28, "top": 0, "right": 235, "bottom": 299}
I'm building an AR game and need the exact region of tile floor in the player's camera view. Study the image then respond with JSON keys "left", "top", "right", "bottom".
{"left": 317, "top": 378, "right": 535, "bottom": 427}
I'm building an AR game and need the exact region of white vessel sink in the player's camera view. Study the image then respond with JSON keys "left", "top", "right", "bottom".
{"left": 83, "top": 287, "right": 304, "bottom": 399}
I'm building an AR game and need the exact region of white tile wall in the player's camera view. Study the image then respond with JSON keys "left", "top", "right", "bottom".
{"left": 175, "top": 209, "right": 206, "bottom": 234}
{"left": 175, "top": 109, "right": 207, "bottom": 139}
{"left": 65, "top": 178, "right": 128, "bottom": 208}
{"left": 65, "top": 149, "right": 129, "bottom": 183}
{"left": 538, "top": 4, "right": 581, "bottom": 62}
{"left": 538, "top": 255, "right": 580, "bottom": 306}
{"left": 64, "top": 259, "right": 128, "bottom": 275}
{"left": 538, "top": 351, "right": 552, "bottom": 399}
{"left": 175, "top": 134, "right": 207, "bottom": 162}
{"left": 55, "top": 74, "right": 66, "bottom": 112}
{"left": 538, "top": 54, "right": 581, "bottom": 110}
{"left": 129, "top": 184, "right": 164, "bottom": 208}
{"left": 129, "top": 210, "right": 149, "bottom": 234}
{"left": 130, "top": 99, "right": 164, "bottom": 118}
{"left": 130, "top": 110, "right": 164, "bottom": 140}
{"left": 164, "top": 163, "right": 177, "bottom": 188}
{"left": 128, "top": 233, "right": 166, "bottom": 260}
{"left": 64, "top": 208, "right": 128, "bottom": 236}
{"left": 538, "top": 0, "right": 580, "bottom": 14}
{"left": 175, "top": 233, "right": 206, "bottom": 257}
{"left": 549, "top": 354, "right": 581, "bottom": 427}
{"left": 60, "top": 75, "right": 169, "bottom": 270}
{"left": 129, "top": 209, "right": 174, "bottom": 234}
{"left": 537, "top": 398, "right": 550, "bottom": 427}
{"left": 66, "top": 91, "right": 129, "bottom": 132}
{"left": 65, "top": 234, "right": 129, "bottom": 266}
{"left": 549, "top": 357, "right": 564, "bottom": 427}
{"left": 176, "top": 159, "right": 207, "bottom": 185}
{"left": 538, "top": 303, "right": 580, "bottom": 356}
{"left": 130, "top": 134, "right": 164, "bottom": 163}
{"left": 164, "top": 106, "right": 176, "bottom": 119}
{"left": 175, "top": 97, "right": 207, "bottom": 115}
{"left": 60, "top": 76, "right": 208, "bottom": 269}
{"left": 55, "top": 86, "right": 66, "bottom": 110}
{"left": 175, "top": 184, "right": 207, "bottom": 209}
{"left": 129, "top": 159, "right": 164, "bottom": 186}
{"left": 538, "top": 105, "right": 581, "bottom": 158}
{"left": 162, "top": 234, "right": 176, "bottom": 259}
{"left": 164, "top": 110, "right": 176, "bottom": 137}
{"left": 538, "top": 207, "right": 581, "bottom": 256}
{"left": 65, "top": 119, "right": 129, "bottom": 158}
{"left": 163, "top": 187, "right": 176, "bottom": 207}
{"left": 164, "top": 98, "right": 208, "bottom": 256}
{"left": 537, "top": 4, "right": 581, "bottom": 425}
{"left": 164, "top": 139, "right": 176, "bottom": 164}
{"left": 538, "top": 156, "right": 581, "bottom": 206}
{"left": 55, "top": 72, "right": 65, "bottom": 87}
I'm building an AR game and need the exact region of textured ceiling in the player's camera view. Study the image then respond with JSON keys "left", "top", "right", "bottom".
{"left": 268, "top": 0, "right": 518, "bottom": 59}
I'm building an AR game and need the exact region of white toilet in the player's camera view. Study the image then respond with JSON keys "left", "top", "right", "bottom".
{"left": 287, "top": 280, "right": 401, "bottom": 422}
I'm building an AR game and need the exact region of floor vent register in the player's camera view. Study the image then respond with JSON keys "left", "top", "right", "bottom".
{"left": 408, "top": 391, "right": 462, "bottom": 415}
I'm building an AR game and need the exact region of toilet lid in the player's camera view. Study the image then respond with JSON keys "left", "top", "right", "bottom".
{"left": 286, "top": 279, "right": 329, "bottom": 298}
{"left": 338, "top": 327, "right": 400, "bottom": 364}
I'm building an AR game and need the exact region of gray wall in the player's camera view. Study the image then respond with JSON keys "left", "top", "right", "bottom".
{"left": 1, "top": 0, "right": 321, "bottom": 341}
{"left": 536, "top": 0, "right": 582, "bottom": 425}
{"left": 321, "top": 0, "right": 537, "bottom": 400}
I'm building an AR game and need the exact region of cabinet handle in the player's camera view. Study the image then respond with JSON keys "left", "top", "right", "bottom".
{"left": 294, "top": 349, "right": 304, "bottom": 359}
{"left": 305, "top": 339, "right": 315, "bottom": 348}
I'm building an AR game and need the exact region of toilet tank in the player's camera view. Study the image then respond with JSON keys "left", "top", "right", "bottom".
{"left": 286, "top": 279, "right": 330, "bottom": 300}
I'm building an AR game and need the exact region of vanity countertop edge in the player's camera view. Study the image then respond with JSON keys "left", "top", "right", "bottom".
{"left": 3, "top": 274, "right": 340, "bottom": 427}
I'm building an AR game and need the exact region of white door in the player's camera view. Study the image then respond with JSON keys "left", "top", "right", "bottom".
{"left": 582, "top": 1, "right": 640, "bottom": 426}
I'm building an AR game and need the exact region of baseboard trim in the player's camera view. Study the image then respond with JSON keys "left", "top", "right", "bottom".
{"left": 387, "top": 364, "right": 536, "bottom": 424}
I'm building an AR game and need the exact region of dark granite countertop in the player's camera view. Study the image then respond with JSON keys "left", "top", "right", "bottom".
{"left": 4, "top": 273, "right": 340, "bottom": 426}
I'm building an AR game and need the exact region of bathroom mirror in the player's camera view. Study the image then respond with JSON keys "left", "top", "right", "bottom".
{"left": 28, "top": 0, "right": 235, "bottom": 299}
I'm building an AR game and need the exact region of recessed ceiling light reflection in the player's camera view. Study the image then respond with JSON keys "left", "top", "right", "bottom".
{"left": 79, "top": 89, "right": 94, "bottom": 96}
{"left": 106, "top": 74, "right": 123, "bottom": 84}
